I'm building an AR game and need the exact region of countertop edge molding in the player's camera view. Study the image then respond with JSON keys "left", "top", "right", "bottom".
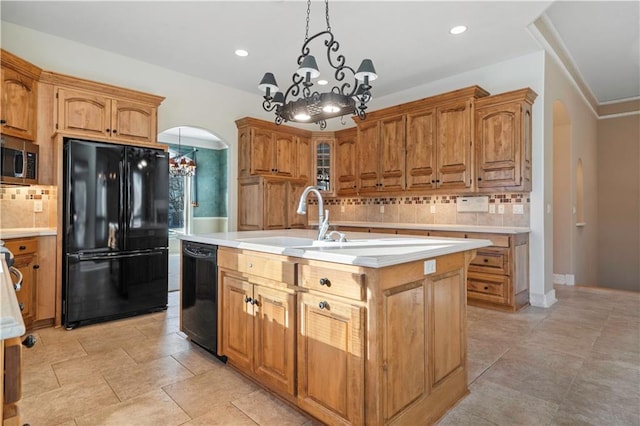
{"left": 0, "top": 228, "right": 58, "bottom": 239}
{"left": 311, "top": 221, "right": 531, "bottom": 234}
{"left": 0, "top": 258, "right": 26, "bottom": 339}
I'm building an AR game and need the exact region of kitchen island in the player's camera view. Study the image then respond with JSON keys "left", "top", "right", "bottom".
{"left": 180, "top": 229, "right": 490, "bottom": 425}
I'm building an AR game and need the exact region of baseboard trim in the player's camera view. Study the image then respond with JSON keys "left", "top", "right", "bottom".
{"left": 530, "top": 289, "right": 558, "bottom": 308}
{"left": 553, "top": 273, "right": 575, "bottom": 286}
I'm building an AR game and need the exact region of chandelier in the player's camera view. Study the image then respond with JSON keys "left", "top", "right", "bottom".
{"left": 258, "top": 0, "right": 377, "bottom": 130}
{"left": 169, "top": 128, "right": 196, "bottom": 177}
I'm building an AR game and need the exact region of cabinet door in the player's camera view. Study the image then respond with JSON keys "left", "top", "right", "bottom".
{"left": 296, "top": 136, "right": 312, "bottom": 183}
{"left": 250, "top": 128, "right": 275, "bottom": 175}
{"left": 111, "top": 98, "right": 157, "bottom": 143}
{"left": 357, "top": 120, "right": 380, "bottom": 193}
{"left": 379, "top": 115, "right": 406, "bottom": 191}
{"left": 273, "top": 132, "right": 296, "bottom": 177}
{"left": 263, "top": 179, "right": 288, "bottom": 229}
{"left": 297, "top": 293, "right": 365, "bottom": 425}
{"left": 238, "top": 178, "right": 263, "bottom": 230}
{"left": 476, "top": 102, "right": 522, "bottom": 189}
{"left": 436, "top": 100, "right": 473, "bottom": 190}
{"left": 335, "top": 129, "right": 358, "bottom": 195}
{"left": 406, "top": 108, "right": 437, "bottom": 190}
{"left": 253, "top": 285, "right": 296, "bottom": 396}
{"left": 57, "top": 88, "right": 111, "bottom": 139}
{"left": 220, "top": 273, "right": 254, "bottom": 371}
{"left": 1, "top": 67, "right": 37, "bottom": 140}
{"left": 288, "top": 180, "right": 309, "bottom": 229}
{"left": 12, "top": 253, "right": 37, "bottom": 328}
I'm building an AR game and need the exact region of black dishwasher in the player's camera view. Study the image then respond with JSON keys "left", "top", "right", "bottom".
{"left": 181, "top": 241, "right": 225, "bottom": 361}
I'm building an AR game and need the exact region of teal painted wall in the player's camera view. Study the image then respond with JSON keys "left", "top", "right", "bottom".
{"left": 169, "top": 144, "right": 228, "bottom": 218}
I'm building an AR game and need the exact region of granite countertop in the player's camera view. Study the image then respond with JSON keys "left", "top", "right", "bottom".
{"left": 0, "top": 258, "right": 26, "bottom": 340}
{"left": 314, "top": 221, "right": 530, "bottom": 235}
{"left": 179, "top": 229, "right": 491, "bottom": 268}
{"left": 0, "top": 227, "right": 57, "bottom": 239}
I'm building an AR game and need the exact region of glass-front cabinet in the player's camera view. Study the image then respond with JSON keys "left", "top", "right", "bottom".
{"left": 312, "top": 135, "right": 335, "bottom": 195}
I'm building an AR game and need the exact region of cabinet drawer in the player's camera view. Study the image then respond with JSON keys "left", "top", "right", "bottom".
{"left": 299, "top": 264, "right": 365, "bottom": 301}
{"left": 218, "top": 249, "right": 297, "bottom": 285}
{"left": 4, "top": 238, "right": 38, "bottom": 255}
{"left": 467, "top": 272, "right": 507, "bottom": 298}
{"left": 469, "top": 248, "right": 509, "bottom": 275}
{"left": 466, "top": 233, "right": 510, "bottom": 248}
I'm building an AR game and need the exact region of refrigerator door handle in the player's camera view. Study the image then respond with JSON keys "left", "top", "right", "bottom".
{"left": 73, "top": 251, "right": 164, "bottom": 261}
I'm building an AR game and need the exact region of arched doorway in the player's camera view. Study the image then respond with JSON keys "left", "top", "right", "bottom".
{"left": 552, "top": 100, "right": 574, "bottom": 285}
{"left": 158, "top": 126, "right": 229, "bottom": 291}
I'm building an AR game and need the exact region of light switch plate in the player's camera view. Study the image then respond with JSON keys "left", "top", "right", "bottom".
{"left": 380, "top": 205, "right": 384, "bottom": 213}
{"left": 498, "top": 204, "right": 505, "bottom": 214}
{"left": 34, "top": 200, "right": 43, "bottom": 212}
{"left": 489, "top": 204, "right": 496, "bottom": 214}
{"left": 430, "top": 204, "right": 436, "bottom": 214}
{"left": 513, "top": 204, "right": 524, "bottom": 214}
{"left": 424, "top": 259, "right": 436, "bottom": 275}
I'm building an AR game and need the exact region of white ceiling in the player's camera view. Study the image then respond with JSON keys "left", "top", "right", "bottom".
{"left": 1, "top": 1, "right": 638, "bottom": 111}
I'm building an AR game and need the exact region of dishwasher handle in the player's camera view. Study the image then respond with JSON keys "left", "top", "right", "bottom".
{"left": 183, "top": 245, "right": 216, "bottom": 259}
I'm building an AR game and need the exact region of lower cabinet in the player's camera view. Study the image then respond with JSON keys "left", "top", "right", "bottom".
{"left": 219, "top": 251, "right": 297, "bottom": 399}
{"left": 4, "top": 238, "right": 39, "bottom": 329}
{"left": 217, "top": 246, "right": 473, "bottom": 425}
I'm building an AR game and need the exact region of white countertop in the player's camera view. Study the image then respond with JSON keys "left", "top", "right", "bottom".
{"left": 0, "top": 227, "right": 57, "bottom": 239}
{"left": 314, "top": 221, "right": 530, "bottom": 235}
{"left": 0, "top": 258, "right": 26, "bottom": 340}
{"left": 179, "top": 229, "right": 491, "bottom": 268}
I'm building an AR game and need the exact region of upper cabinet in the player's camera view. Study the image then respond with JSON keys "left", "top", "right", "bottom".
{"left": 406, "top": 107, "right": 436, "bottom": 190}
{"left": 311, "top": 134, "right": 335, "bottom": 195}
{"left": 0, "top": 50, "right": 42, "bottom": 141}
{"left": 435, "top": 98, "right": 474, "bottom": 191}
{"left": 475, "top": 88, "right": 537, "bottom": 192}
{"left": 334, "top": 127, "right": 358, "bottom": 196}
{"left": 38, "top": 71, "right": 164, "bottom": 145}
{"left": 236, "top": 117, "right": 312, "bottom": 182}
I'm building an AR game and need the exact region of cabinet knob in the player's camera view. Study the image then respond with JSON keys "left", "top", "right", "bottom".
{"left": 19, "top": 245, "right": 26, "bottom": 251}
{"left": 319, "top": 278, "right": 331, "bottom": 287}
{"left": 478, "top": 177, "right": 483, "bottom": 181}
{"left": 245, "top": 296, "right": 253, "bottom": 304}
{"left": 19, "top": 303, "right": 24, "bottom": 311}
{"left": 484, "top": 286, "right": 489, "bottom": 290}
{"left": 431, "top": 180, "right": 435, "bottom": 184}
{"left": 483, "top": 259, "right": 489, "bottom": 263}
{"left": 112, "top": 129, "right": 117, "bottom": 134}
{"left": 106, "top": 128, "right": 110, "bottom": 133}
{"left": 33, "top": 264, "right": 40, "bottom": 269}
{"left": 318, "top": 301, "right": 329, "bottom": 310}
{"left": 0, "top": 119, "right": 6, "bottom": 125}
{"left": 251, "top": 299, "right": 259, "bottom": 306}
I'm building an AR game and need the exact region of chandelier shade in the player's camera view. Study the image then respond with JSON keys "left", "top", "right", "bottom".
{"left": 259, "top": 0, "right": 377, "bottom": 129}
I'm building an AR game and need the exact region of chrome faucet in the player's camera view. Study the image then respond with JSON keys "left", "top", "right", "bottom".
{"left": 297, "top": 186, "right": 329, "bottom": 241}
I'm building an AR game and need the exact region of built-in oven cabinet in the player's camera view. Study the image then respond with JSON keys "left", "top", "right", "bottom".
{"left": 0, "top": 50, "right": 41, "bottom": 141}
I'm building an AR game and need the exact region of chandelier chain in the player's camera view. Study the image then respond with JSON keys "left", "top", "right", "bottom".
{"left": 304, "top": 0, "right": 311, "bottom": 42}
{"left": 325, "top": 0, "right": 331, "bottom": 32}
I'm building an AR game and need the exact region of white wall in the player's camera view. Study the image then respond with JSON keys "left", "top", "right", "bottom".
{"left": 3, "top": 22, "right": 553, "bottom": 304}
{"left": 544, "top": 53, "right": 599, "bottom": 289}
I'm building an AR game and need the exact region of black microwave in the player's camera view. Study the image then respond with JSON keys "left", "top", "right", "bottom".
{"left": 0, "top": 135, "right": 39, "bottom": 185}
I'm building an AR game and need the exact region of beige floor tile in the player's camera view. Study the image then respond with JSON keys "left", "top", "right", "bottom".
{"left": 162, "top": 368, "right": 259, "bottom": 419}
{"left": 135, "top": 315, "right": 181, "bottom": 337}
{"left": 75, "top": 389, "right": 190, "bottom": 426}
{"left": 22, "top": 334, "right": 87, "bottom": 366}
{"left": 76, "top": 324, "right": 148, "bottom": 355}
{"left": 232, "top": 389, "right": 312, "bottom": 426}
{"left": 103, "top": 356, "right": 194, "bottom": 401}
{"left": 20, "top": 377, "right": 119, "bottom": 425}
{"left": 184, "top": 402, "right": 257, "bottom": 425}
{"left": 52, "top": 347, "right": 137, "bottom": 386}
{"left": 21, "top": 362, "right": 60, "bottom": 399}
{"left": 436, "top": 407, "right": 498, "bottom": 425}
{"left": 458, "top": 381, "right": 559, "bottom": 425}
{"left": 121, "top": 332, "right": 192, "bottom": 363}
{"left": 171, "top": 345, "right": 226, "bottom": 375}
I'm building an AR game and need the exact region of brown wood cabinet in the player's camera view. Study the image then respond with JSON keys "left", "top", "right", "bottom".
{"left": 406, "top": 107, "right": 437, "bottom": 190}
{"left": 218, "top": 249, "right": 297, "bottom": 399}
{"left": 217, "top": 246, "right": 475, "bottom": 425}
{"left": 335, "top": 127, "right": 358, "bottom": 195}
{"left": 237, "top": 176, "right": 308, "bottom": 231}
{"left": 475, "top": 88, "right": 537, "bottom": 192}
{"left": 435, "top": 99, "right": 474, "bottom": 191}
{"left": 236, "top": 117, "right": 312, "bottom": 180}
{"left": 54, "top": 87, "right": 158, "bottom": 144}
{"left": 4, "top": 238, "right": 39, "bottom": 329}
{"left": 0, "top": 50, "right": 41, "bottom": 141}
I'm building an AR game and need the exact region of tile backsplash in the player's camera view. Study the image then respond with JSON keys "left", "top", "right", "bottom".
{"left": 0, "top": 185, "right": 57, "bottom": 229}
{"left": 308, "top": 193, "right": 530, "bottom": 228}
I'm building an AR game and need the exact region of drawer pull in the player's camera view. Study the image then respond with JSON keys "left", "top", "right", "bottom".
{"left": 251, "top": 299, "right": 259, "bottom": 306}
{"left": 318, "top": 301, "right": 329, "bottom": 310}
{"left": 245, "top": 296, "right": 253, "bottom": 304}
{"left": 19, "top": 245, "right": 26, "bottom": 251}
{"left": 484, "top": 286, "right": 489, "bottom": 290}
{"left": 319, "top": 278, "right": 331, "bottom": 287}
{"left": 483, "top": 259, "right": 489, "bottom": 263}
{"left": 19, "top": 303, "right": 24, "bottom": 311}
{"left": 247, "top": 262, "right": 253, "bottom": 268}
{"left": 33, "top": 264, "right": 40, "bottom": 270}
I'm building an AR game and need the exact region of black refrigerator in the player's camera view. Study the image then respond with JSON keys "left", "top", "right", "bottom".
{"left": 63, "top": 138, "right": 169, "bottom": 329}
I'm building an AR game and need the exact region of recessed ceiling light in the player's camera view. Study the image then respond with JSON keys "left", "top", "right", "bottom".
{"left": 235, "top": 49, "right": 249, "bottom": 57}
{"left": 317, "top": 79, "right": 328, "bottom": 85}
{"left": 449, "top": 25, "right": 467, "bottom": 35}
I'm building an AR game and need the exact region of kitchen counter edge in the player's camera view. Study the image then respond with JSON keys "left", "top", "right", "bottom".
{"left": 0, "top": 258, "right": 26, "bottom": 339}
{"left": 313, "top": 221, "right": 530, "bottom": 234}
{"left": 0, "top": 228, "right": 58, "bottom": 239}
